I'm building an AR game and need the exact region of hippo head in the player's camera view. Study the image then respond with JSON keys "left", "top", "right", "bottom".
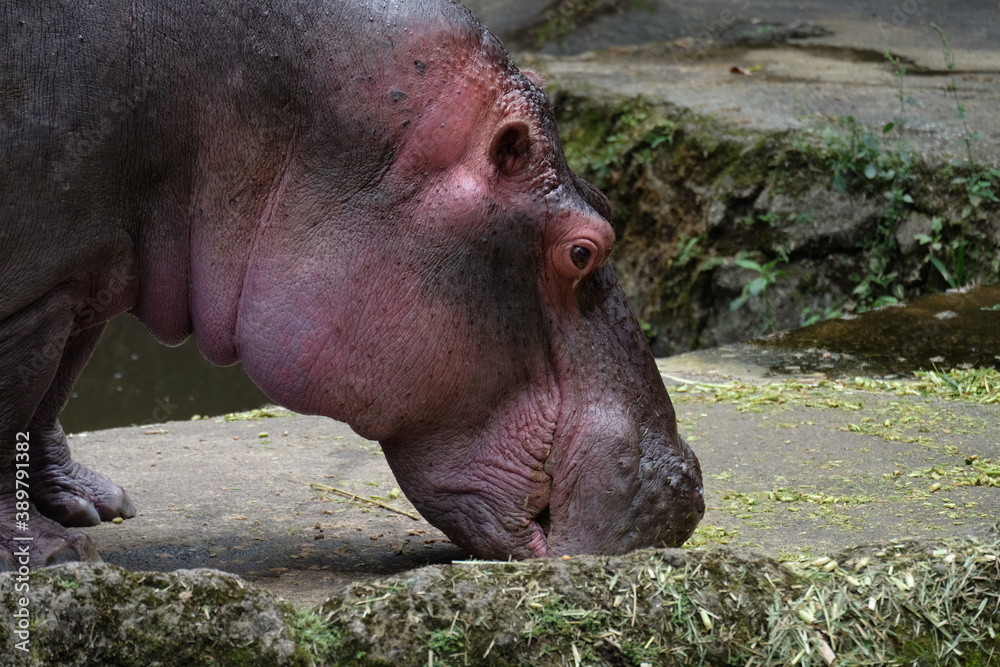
{"left": 229, "top": 3, "right": 704, "bottom": 558}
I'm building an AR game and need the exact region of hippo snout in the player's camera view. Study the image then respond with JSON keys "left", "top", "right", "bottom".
{"left": 381, "top": 399, "right": 704, "bottom": 560}
{"left": 541, "top": 420, "right": 705, "bottom": 557}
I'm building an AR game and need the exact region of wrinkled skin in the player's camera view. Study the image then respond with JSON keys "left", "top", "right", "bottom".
{"left": 0, "top": 0, "right": 703, "bottom": 566}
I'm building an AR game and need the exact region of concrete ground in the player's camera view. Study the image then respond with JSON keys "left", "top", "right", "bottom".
{"left": 69, "top": 0, "right": 1000, "bottom": 609}
{"left": 72, "top": 413, "right": 466, "bottom": 607}
{"left": 73, "top": 350, "right": 999, "bottom": 608}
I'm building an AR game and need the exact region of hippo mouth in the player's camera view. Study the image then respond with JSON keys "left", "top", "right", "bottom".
{"left": 378, "top": 392, "right": 564, "bottom": 560}
{"left": 535, "top": 505, "right": 552, "bottom": 536}
{"left": 528, "top": 505, "right": 552, "bottom": 557}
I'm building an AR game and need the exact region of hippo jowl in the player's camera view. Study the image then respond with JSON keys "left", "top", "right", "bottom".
{"left": 0, "top": 0, "right": 703, "bottom": 565}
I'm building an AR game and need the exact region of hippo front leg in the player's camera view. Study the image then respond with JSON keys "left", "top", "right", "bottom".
{"left": 24, "top": 325, "right": 136, "bottom": 528}
{"left": 28, "top": 421, "right": 136, "bottom": 527}
{"left": 1, "top": 289, "right": 127, "bottom": 568}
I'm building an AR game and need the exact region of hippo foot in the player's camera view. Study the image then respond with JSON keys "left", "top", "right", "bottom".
{"left": 0, "top": 502, "right": 102, "bottom": 570}
{"left": 31, "top": 459, "right": 136, "bottom": 527}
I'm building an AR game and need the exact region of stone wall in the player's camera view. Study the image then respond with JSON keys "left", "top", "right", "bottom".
{"left": 548, "top": 91, "right": 1000, "bottom": 356}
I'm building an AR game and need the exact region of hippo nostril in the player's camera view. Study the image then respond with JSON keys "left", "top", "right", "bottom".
{"left": 570, "top": 245, "right": 591, "bottom": 270}
{"left": 535, "top": 505, "right": 551, "bottom": 537}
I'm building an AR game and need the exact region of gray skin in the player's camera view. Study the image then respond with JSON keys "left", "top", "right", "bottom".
{"left": 0, "top": 0, "right": 703, "bottom": 567}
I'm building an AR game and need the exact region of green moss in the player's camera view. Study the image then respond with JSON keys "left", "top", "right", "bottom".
{"left": 525, "top": 0, "right": 635, "bottom": 49}
{"left": 556, "top": 93, "right": 681, "bottom": 192}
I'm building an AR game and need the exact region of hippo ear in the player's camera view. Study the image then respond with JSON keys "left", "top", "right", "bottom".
{"left": 490, "top": 121, "right": 532, "bottom": 177}
{"left": 520, "top": 69, "right": 545, "bottom": 88}
{"left": 572, "top": 173, "right": 613, "bottom": 223}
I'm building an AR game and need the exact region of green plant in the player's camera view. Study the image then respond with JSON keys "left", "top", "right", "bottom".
{"left": 849, "top": 253, "right": 903, "bottom": 308}
{"left": 743, "top": 211, "right": 780, "bottom": 227}
{"left": 799, "top": 110, "right": 918, "bottom": 311}
{"left": 931, "top": 23, "right": 979, "bottom": 165}
{"left": 916, "top": 216, "right": 969, "bottom": 288}
{"left": 632, "top": 118, "right": 676, "bottom": 164}
{"left": 534, "top": 0, "right": 588, "bottom": 45}
{"left": 637, "top": 317, "right": 658, "bottom": 344}
{"left": 532, "top": 0, "right": 646, "bottom": 47}
{"left": 792, "top": 47, "right": 937, "bottom": 312}
{"left": 799, "top": 304, "right": 842, "bottom": 328}
{"left": 286, "top": 607, "right": 341, "bottom": 665}
{"left": 675, "top": 233, "right": 701, "bottom": 266}
{"left": 955, "top": 165, "right": 1000, "bottom": 221}
{"left": 730, "top": 248, "right": 788, "bottom": 333}
{"left": 427, "top": 625, "right": 466, "bottom": 664}
{"left": 883, "top": 48, "right": 917, "bottom": 135}
{"left": 556, "top": 40, "right": 999, "bottom": 333}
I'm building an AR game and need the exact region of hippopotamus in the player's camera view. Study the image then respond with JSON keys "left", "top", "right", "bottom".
{"left": 0, "top": 0, "right": 703, "bottom": 567}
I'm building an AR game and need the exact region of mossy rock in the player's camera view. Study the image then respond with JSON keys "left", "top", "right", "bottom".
{"left": 314, "top": 526, "right": 999, "bottom": 666}
{"left": 0, "top": 563, "right": 303, "bottom": 665}
{"left": 2, "top": 527, "right": 998, "bottom": 665}
{"left": 544, "top": 87, "right": 1000, "bottom": 352}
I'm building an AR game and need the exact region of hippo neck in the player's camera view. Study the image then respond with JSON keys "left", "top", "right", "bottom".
{"left": 133, "top": 0, "right": 487, "bottom": 365}
{"left": 129, "top": 2, "right": 308, "bottom": 361}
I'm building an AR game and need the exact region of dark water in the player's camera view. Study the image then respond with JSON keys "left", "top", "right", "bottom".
{"left": 750, "top": 285, "right": 1000, "bottom": 377}
{"left": 60, "top": 316, "right": 268, "bottom": 434}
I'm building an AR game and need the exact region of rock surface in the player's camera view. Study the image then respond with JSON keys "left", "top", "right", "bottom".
{"left": 313, "top": 529, "right": 1000, "bottom": 665}
{"left": 1, "top": 563, "right": 301, "bottom": 665}
{"left": 3, "top": 528, "right": 997, "bottom": 665}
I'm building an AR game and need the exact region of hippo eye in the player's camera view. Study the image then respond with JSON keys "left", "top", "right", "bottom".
{"left": 489, "top": 121, "right": 531, "bottom": 177}
{"left": 556, "top": 239, "right": 600, "bottom": 281}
